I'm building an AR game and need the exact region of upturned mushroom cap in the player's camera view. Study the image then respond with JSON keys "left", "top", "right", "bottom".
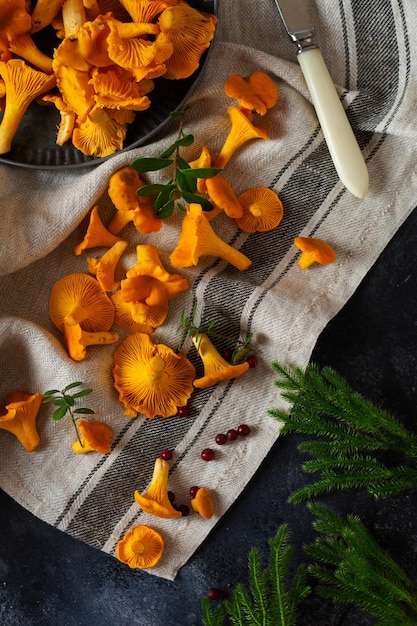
{"left": 157, "top": 2, "right": 217, "bottom": 79}
{"left": 87, "top": 240, "right": 129, "bottom": 292}
{"left": 294, "top": 236, "right": 337, "bottom": 269}
{"left": 129, "top": 244, "right": 189, "bottom": 299}
{"left": 113, "top": 333, "right": 196, "bottom": 418}
{"left": 192, "top": 333, "right": 250, "bottom": 389}
{"left": 235, "top": 187, "right": 284, "bottom": 233}
{"left": 205, "top": 174, "right": 244, "bottom": 219}
{"left": 0, "top": 391, "right": 43, "bottom": 452}
{"left": 111, "top": 283, "right": 169, "bottom": 335}
{"left": 0, "top": 0, "right": 32, "bottom": 50}
{"left": 73, "top": 205, "right": 126, "bottom": 255}
{"left": 116, "top": 524, "right": 165, "bottom": 569}
{"left": 169, "top": 203, "right": 252, "bottom": 271}
{"left": 134, "top": 457, "right": 182, "bottom": 518}
{"left": 71, "top": 419, "right": 113, "bottom": 454}
{"left": 49, "top": 272, "right": 115, "bottom": 332}
{"left": 214, "top": 106, "right": 269, "bottom": 170}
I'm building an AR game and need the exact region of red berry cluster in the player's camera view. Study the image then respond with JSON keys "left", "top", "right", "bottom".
{"left": 215, "top": 423, "right": 251, "bottom": 446}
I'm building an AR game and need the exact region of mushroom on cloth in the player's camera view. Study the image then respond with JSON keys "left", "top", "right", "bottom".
{"left": 294, "top": 236, "right": 337, "bottom": 269}
{"left": 87, "top": 240, "right": 129, "bottom": 292}
{"left": 62, "top": 319, "right": 119, "bottom": 361}
{"left": 134, "top": 457, "right": 182, "bottom": 518}
{"left": 169, "top": 203, "right": 252, "bottom": 271}
{"left": 116, "top": 524, "right": 165, "bottom": 569}
{"left": 192, "top": 333, "right": 249, "bottom": 389}
{"left": 113, "top": 332, "right": 196, "bottom": 418}
{"left": 224, "top": 71, "right": 279, "bottom": 116}
{"left": 0, "top": 59, "right": 56, "bottom": 155}
{"left": 235, "top": 187, "right": 284, "bottom": 233}
{"left": 0, "top": 391, "right": 43, "bottom": 452}
{"left": 71, "top": 419, "right": 113, "bottom": 454}
{"left": 205, "top": 174, "right": 244, "bottom": 219}
{"left": 214, "top": 105, "right": 269, "bottom": 170}
{"left": 191, "top": 486, "right": 214, "bottom": 519}
{"left": 49, "top": 272, "right": 115, "bottom": 333}
{"left": 73, "top": 205, "right": 126, "bottom": 255}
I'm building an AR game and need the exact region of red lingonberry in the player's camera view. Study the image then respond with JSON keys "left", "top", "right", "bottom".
{"left": 178, "top": 504, "right": 190, "bottom": 516}
{"left": 246, "top": 355, "right": 258, "bottom": 368}
{"left": 222, "top": 349, "right": 232, "bottom": 362}
{"left": 160, "top": 449, "right": 173, "bottom": 460}
{"left": 238, "top": 424, "right": 251, "bottom": 436}
{"left": 207, "top": 588, "right": 221, "bottom": 601}
{"left": 177, "top": 405, "right": 189, "bottom": 417}
{"left": 215, "top": 433, "right": 227, "bottom": 445}
{"left": 227, "top": 428, "right": 238, "bottom": 441}
{"left": 201, "top": 448, "right": 215, "bottom": 462}
{"left": 189, "top": 485, "right": 200, "bottom": 497}
{"left": 168, "top": 491, "right": 176, "bottom": 502}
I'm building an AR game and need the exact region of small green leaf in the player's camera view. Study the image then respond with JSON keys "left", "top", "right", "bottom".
{"left": 73, "top": 408, "right": 95, "bottom": 415}
{"left": 62, "top": 395, "right": 75, "bottom": 407}
{"left": 176, "top": 169, "right": 197, "bottom": 194}
{"left": 182, "top": 192, "right": 214, "bottom": 212}
{"left": 51, "top": 406, "right": 68, "bottom": 421}
{"left": 52, "top": 398, "right": 66, "bottom": 407}
{"left": 43, "top": 389, "right": 60, "bottom": 397}
{"left": 157, "top": 200, "right": 175, "bottom": 219}
{"left": 72, "top": 389, "right": 93, "bottom": 399}
{"left": 63, "top": 381, "right": 83, "bottom": 392}
{"left": 177, "top": 156, "right": 190, "bottom": 170}
{"left": 136, "top": 183, "right": 168, "bottom": 196}
{"left": 131, "top": 157, "right": 173, "bottom": 173}
{"left": 181, "top": 167, "right": 222, "bottom": 179}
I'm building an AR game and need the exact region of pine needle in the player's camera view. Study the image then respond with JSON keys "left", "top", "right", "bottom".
{"left": 201, "top": 525, "right": 310, "bottom": 626}
{"left": 306, "top": 503, "right": 417, "bottom": 625}
{"left": 268, "top": 362, "right": 417, "bottom": 501}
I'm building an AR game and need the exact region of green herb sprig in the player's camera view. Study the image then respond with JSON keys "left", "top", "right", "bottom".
{"left": 306, "top": 503, "right": 417, "bottom": 625}
{"left": 202, "top": 524, "right": 311, "bottom": 626}
{"left": 131, "top": 111, "right": 221, "bottom": 219}
{"left": 268, "top": 362, "right": 417, "bottom": 502}
{"left": 42, "top": 382, "right": 94, "bottom": 446}
{"left": 177, "top": 304, "right": 253, "bottom": 364}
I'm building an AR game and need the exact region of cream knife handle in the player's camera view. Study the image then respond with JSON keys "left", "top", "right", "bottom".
{"left": 297, "top": 47, "right": 369, "bottom": 199}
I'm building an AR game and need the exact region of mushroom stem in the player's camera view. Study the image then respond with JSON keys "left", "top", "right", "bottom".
{"left": 192, "top": 333, "right": 250, "bottom": 389}
{"left": 134, "top": 457, "right": 182, "bottom": 519}
{"left": 62, "top": 0, "right": 86, "bottom": 38}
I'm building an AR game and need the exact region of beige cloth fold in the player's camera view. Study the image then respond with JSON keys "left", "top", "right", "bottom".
{"left": 1, "top": 0, "right": 417, "bottom": 580}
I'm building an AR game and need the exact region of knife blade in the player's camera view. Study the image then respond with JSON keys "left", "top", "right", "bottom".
{"left": 274, "top": 0, "right": 369, "bottom": 199}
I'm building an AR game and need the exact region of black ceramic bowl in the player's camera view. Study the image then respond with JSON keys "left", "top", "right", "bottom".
{"left": 0, "top": 0, "right": 217, "bottom": 170}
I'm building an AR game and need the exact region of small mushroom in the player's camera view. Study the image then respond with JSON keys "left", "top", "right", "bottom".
{"left": 134, "top": 457, "right": 182, "bottom": 518}
{"left": 113, "top": 333, "right": 196, "bottom": 418}
{"left": 189, "top": 145, "right": 211, "bottom": 193}
{"left": 49, "top": 272, "right": 115, "bottom": 332}
{"left": 116, "top": 524, "right": 165, "bottom": 569}
{"left": 235, "top": 187, "right": 284, "bottom": 233}
{"left": 0, "top": 391, "right": 43, "bottom": 452}
{"left": 294, "top": 236, "right": 337, "bottom": 269}
{"left": 192, "top": 333, "right": 250, "bottom": 389}
{"left": 73, "top": 205, "right": 126, "bottom": 255}
{"left": 63, "top": 319, "right": 119, "bottom": 361}
{"left": 71, "top": 419, "right": 113, "bottom": 454}
{"left": 8, "top": 33, "right": 54, "bottom": 73}
{"left": 119, "top": 0, "right": 177, "bottom": 23}
{"left": 224, "top": 71, "right": 279, "bottom": 116}
{"left": 205, "top": 174, "right": 244, "bottom": 219}
{"left": 169, "top": 203, "right": 252, "bottom": 271}
{"left": 214, "top": 106, "right": 269, "bottom": 170}
{"left": 0, "top": 0, "right": 32, "bottom": 50}
{"left": 157, "top": 3, "right": 217, "bottom": 79}
{"left": 191, "top": 486, "right": 214, "bottom": 519}
{"left": 87, "top": 240, "right": 129, "bottom": 292}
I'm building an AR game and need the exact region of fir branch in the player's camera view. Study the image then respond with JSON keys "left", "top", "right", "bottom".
{"left": 201, "top": 525, "right": 310, "bottom": 626}
{"left": 306, "top": 503, "right": 417, "bottom": 625}
{"left": 268, "top": 362, "right": 417, "bottom": 501}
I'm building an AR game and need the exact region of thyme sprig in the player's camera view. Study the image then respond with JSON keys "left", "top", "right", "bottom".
{"left": 268, "top": 362, "right": 417, "bottom": 502}
{"left": 42, "top": 382, "right": 94, "bottom": 447}
{"left": 177, "top": 304, "right": 253, "bottom": 364}
{"left": 201, "top": 524, "right": 311, "bottom": 626}
{"left": 306, "top": 503, "right": 417, "bottom": 625}
{"left": 131, "top": 110, "right": 221, "bottom": 219}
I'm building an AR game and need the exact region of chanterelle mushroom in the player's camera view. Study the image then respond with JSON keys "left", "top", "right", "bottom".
{"left": 0, "top": 391, "right": 43, "bottom": 452}
{"left": 235, "top": 187, "right": 284, "bottom": 233}
{"left": 113, "top": 332, "right": 196, "bottom": 418}
{"left": 134, "top": 457, "right": 182, "bottom": 518}
{"left": 294, "top": 236, "right": 337, "bottom": 269}
{"left": 116, "top": 524, "right": 165, "bottom": 569}
{"left": 192, "top": 333, "right": 250, "bottom": 389}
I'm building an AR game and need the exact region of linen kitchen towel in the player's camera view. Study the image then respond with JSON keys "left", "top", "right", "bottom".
{"left": 1, "top": 0, "right": 417, "bottom": 580}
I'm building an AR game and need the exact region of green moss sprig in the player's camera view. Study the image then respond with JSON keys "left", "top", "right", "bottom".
{"left": 42, "top": 382, "right": 94, "bottom": 446}
{"left": 131, "top": 111, "right": 221, "bottom": 219}
{"left": 268, "top": 362, "right": 417, "bottom": 502}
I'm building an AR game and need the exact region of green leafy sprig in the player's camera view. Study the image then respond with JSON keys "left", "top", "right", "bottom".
{"left": 268, "top": 362, "right": 417, "bottom": 502}
{"left": 201, "top": 524, "right": 311, "bottom": 626}
{"left": 131, "top": 111, "right": 221, "bottom": 219}
{"left": 42, "top": 382, "right": 94, "bottom": 447}
{"left": 306, "top": 503, "right": 417, "bottom": 625}
{"left": 177, "top": 304, "right": 253, "bottom": 364}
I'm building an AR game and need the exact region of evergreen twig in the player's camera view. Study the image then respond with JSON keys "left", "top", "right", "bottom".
{"left": 305, "top": 503, "right": 417, "bottom": 625}
{"left": 201, "top": 525, "right": 310, "bottom": 626}
{"left": 268, "top": 362, "right": 417, "bottom": 501}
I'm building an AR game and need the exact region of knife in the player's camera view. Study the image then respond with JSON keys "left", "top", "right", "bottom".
{"left": 274, "top": 0, "right": 369, "bottom": 199}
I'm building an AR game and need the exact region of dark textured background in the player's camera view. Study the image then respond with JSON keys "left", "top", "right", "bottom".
{"left": 2, "top": 206, "right": 417, "bottom": 626}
